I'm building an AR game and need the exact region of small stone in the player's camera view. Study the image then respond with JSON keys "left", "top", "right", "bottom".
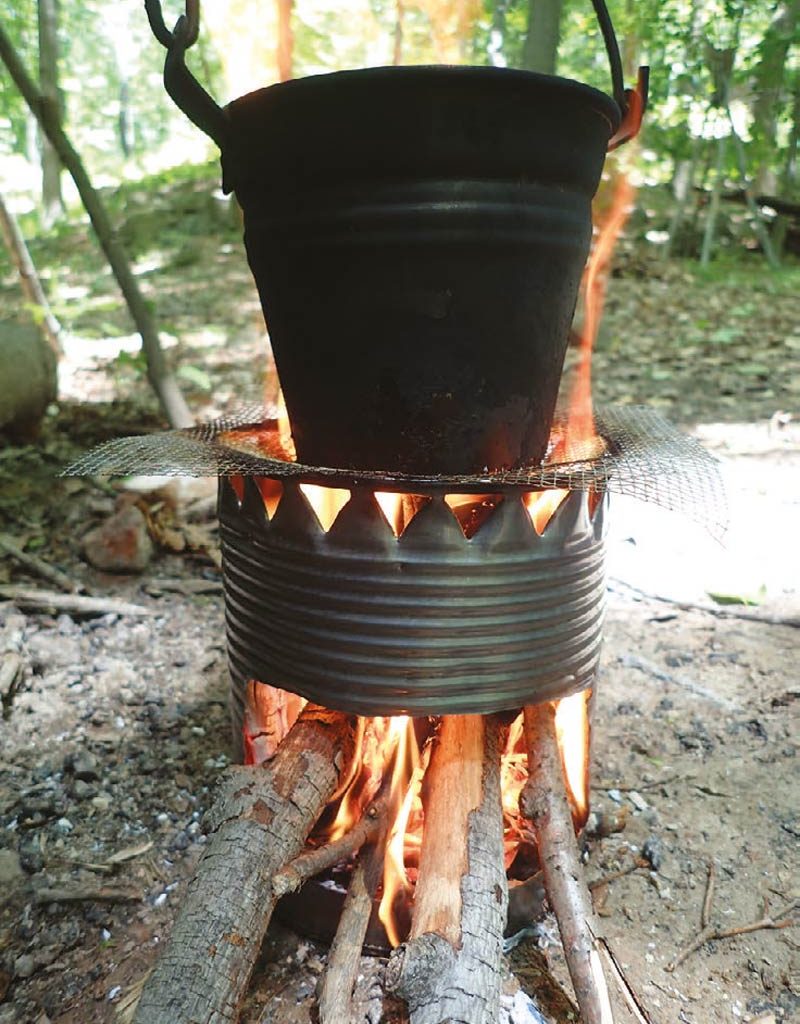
{"left": 72, "top": 779, "right": 94, "bottom": 801}
{"left": 82, "top": 503, "right": 153, "bottom": 573}
{"left": 14, "top": 954, "right": 35, "bottom": 979}
{"left": 72, "top": 752, "right": 100, "bottom": 782}
{"left": 169, "top": 831, "right": 190, "bottom": 852}
{"left": 92, "top": 794, "right": 112, "bottom": 812}
{"left": 628, "top": 790, "right": 649, "bottom": 812}
{"left": 642, "top": 835, "right": 664, "bottom": 871}
{"left": 0, "top": 849, "right": 24, "bottom": 884}
{"left": 18, "top": 837, "right": 44, "bottom": 874}
{"left": 54, "top": 817, "right": 73, "bottom": 834}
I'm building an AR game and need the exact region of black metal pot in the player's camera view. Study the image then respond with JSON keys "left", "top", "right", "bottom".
{"left": 147, "top": 1, "right": 641, "bottom": 473}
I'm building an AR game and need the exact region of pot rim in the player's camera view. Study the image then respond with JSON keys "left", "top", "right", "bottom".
{"left": 227, "top": 63, "right": 622, "bottom": 135}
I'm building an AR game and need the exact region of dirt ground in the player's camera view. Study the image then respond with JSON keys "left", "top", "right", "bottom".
{"left": 0, "top": 178, "right": 798, "bottom": 1023}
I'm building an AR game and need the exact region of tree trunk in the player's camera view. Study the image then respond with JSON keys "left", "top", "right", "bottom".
{"left": 0, "top": 190, "right": 61, "bottom": 356}
{"left": 37, "top": 0, "right": 63, "bottom": 226}
{"left": 522, "top": 0, "right": 564, "bottom": 75}
{"left": 393, "top": 0, "right": 405, "bottom": 66}
{"left": 752, "top": 0, "right": 800, "bottom": 193}
{"left": 773, "top": 78, "right": 799, "bottom": 256}
{"left": 488, "top": 0, "right": 508, "bottom": 67}
{"left": 725, "top": 104, "right": 780, "bottom": 268}
{"left": 133, "top": 706, "right": 357, "bottom": 1024}
{"left": 700, "top": 132, "right": 727, "bottom": 267}
{"left": 0, "top": 23, "right": 193, "bottom": 429}
{"left": 276, "top": 0, "right": 293, "bottom": 82}
{"left": 665, "top": 147, "right": 699, "bottom": 258}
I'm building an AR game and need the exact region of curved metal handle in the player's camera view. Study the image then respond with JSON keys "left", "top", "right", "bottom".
{"left": 590, "top": 0, "right": 627, "bottom": 115}
{"left": 588, "top": 0, "right": 649, "bottom": 148}
{"left": 145, "top": 0, "right": 229, "bottom": 149}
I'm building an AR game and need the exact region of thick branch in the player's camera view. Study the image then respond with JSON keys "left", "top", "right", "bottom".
{"left": 133, "top": 705, "right": 357, "bottom": 1024}
{"left": 0, "top": 24, "right": 192, "bottom": 428}
{"left": 387, "top": 715, "right": 508, "bottom": 1024}
{"left": 520, "top": 703, "right": 613, "bottom": 1024}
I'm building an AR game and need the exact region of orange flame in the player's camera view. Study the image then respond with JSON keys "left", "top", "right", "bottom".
{"left": 554, "top": 173, "right": 636, "bottom": 464}
{"left": 555, "top": 690, "right": 591, "bottom": 821}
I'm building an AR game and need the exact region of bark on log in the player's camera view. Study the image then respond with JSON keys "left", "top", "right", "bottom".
{"left": 387, "top": 715, "right": 508, "bottom": 1024}
{"left": 520, "top": 703, "right": 613, "bottom": 1024}
{"left": 133, "top": 705, "right": 357, "bottom": 1024}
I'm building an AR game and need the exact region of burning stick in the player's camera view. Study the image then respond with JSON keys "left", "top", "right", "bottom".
{"left": 387, "top": 715, "right": 508, "bottom": 1024}
{"left": 133, "top": 705, "right": 357, "bottom": 1024}
{"left": 272, "top": 792, "right": 388, "bottom": 898}
{"left": 317, "top": 833, "right": 387, "bottom": 1023}
{"left": 520, "top": 702, "right": 613, "bottom": 1024}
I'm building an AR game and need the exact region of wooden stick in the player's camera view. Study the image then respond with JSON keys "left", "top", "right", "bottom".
{"left": 609, "top": 578, "right": 800, "bottom": 629}
{"left": 520, "top": 702, "right": 614, "bottom": 1024}
{"left": 33, "top": 884, "right": 142, "bottom": 904}
{"left": 133, "top": 705, "right": 357, "bottom": 1024}
{"left": 318, "top": 836, "right": 386, "bottom": 1023}
{"left": 0, "top": 586, "right": 152, "bottom": 617}
{"left": 0, "top": 191, "right": 62, "bottom": 356}
{"left": 701, "top": 860, "right": 716, "bottom": 929}
{"left": 588, "top": 859, "right": 649, "bottom": 892}
{"left": 387, "top": 715, "right": 508, "bottom": 1024}
{"left": 666, "top": 898, "right": 799, "bottom": 972}
{"left": 272, "top": 793, "right": 388, "bottom": 898}
{"left": 0, "top": 533, "right": 80, "bottom": 593}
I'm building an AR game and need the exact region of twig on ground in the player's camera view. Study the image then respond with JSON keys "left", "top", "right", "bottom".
{"left": 592, "top": 774, "right": 687, "bottom": 793}
{"left": 0, "top": 534, "right": 81, "bottom": 593}
{"left": 620, "top": 653, "right": 740, "bottom": 710}
{"left": 610, "top": 578, "right": 800, "bottom": 629}
{"left": 588, "top": 859, "right": 649, "bottom": 892}
{"left": 144, "top": 578, "right": 223, "bottom": 596}
{"left": 0, "top": 586, "right": 153, "bottom": 617}
{"left": 60, "top": 841, "right": 154, "bottom": 875}
{"left": 272, "top": 793, "right": 389, "bottom": 898}
{"left": 701, "top": 860, "right": 716, "bottom": 930}
{"left": 666, "top": 897, "right": 799, "bottom": 972}
{"left": 34, "top": 885, "right": 143, "bottom": 905}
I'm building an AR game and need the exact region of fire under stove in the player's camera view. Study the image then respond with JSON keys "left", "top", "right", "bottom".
{"left": 66, "top": 2, "right": 727, "bottom": 1022}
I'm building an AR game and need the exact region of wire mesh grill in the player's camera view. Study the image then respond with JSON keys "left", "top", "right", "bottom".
{"left": 63, "top": 405, "right": 726, "bottom": 539}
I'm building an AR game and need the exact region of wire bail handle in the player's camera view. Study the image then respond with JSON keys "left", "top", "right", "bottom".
{"left": 144, "top": 0, "right": 228, "bottom": 147}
